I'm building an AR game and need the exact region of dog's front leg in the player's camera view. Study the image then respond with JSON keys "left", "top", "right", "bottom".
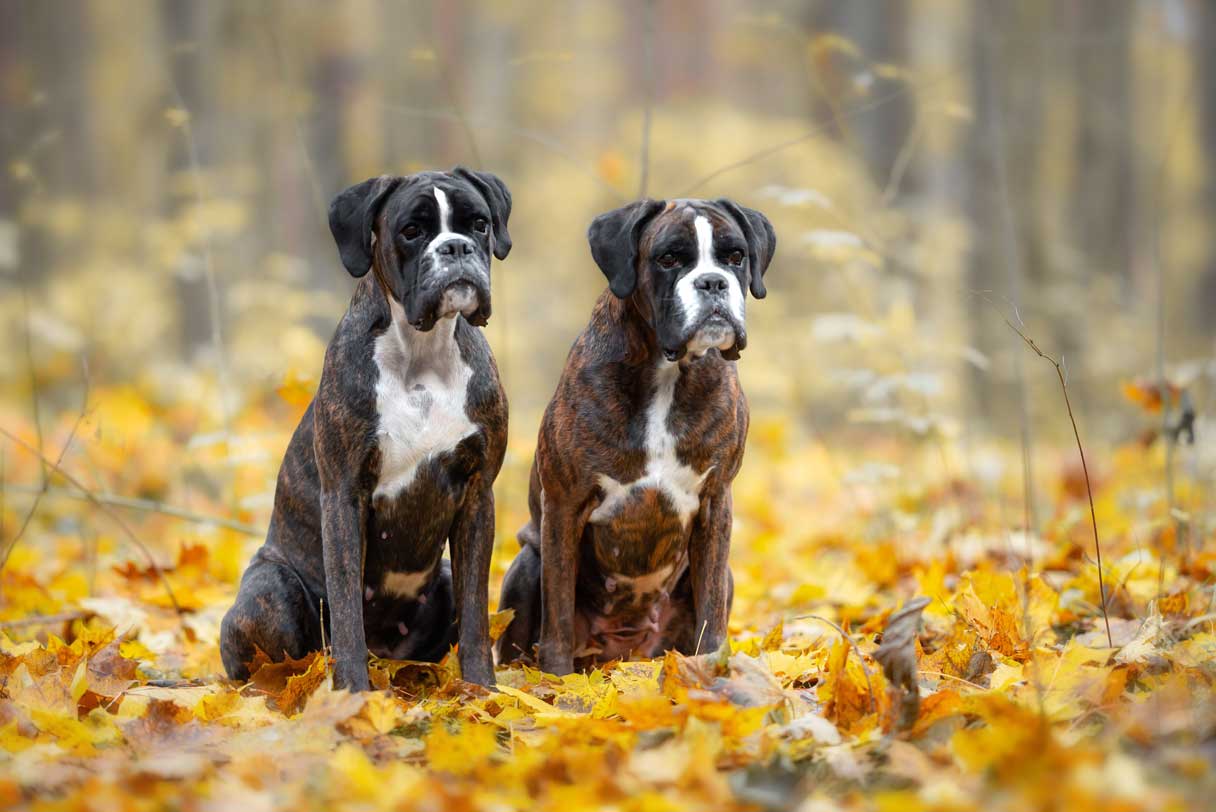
{"left": 688, "top": 487, "right": 733, "bottom": 655}
{"left": 320, "top": 486, "right": 370, "bottom": 691}
{"left": 538, "top": 490, "right": 581, "bottom": 676}
{"left": 449, "top": 473, "right": 495, "bottom": 686}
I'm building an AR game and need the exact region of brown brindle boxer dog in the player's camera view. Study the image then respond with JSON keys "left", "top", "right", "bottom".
{"left": 496, "top": 197, "right": 775, "bottom": 675}
{"left": 220, "top": 168, "right": 511, "bottom": 689}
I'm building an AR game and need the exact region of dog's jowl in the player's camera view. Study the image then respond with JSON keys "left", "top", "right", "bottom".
{"left": 220, "top": 168, "right": 511, "bottom": 689}
{"left": 497, "top": 198, "right": 776, "bottom": 675}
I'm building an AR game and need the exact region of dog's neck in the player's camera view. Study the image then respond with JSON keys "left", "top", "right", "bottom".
{"left": 598, "top": 290, "right": 707, "bottom": 374}
{"left": 358, "top": 276, "right": 461, "bottom": 375}
{"left": 596, "top": 290, "right": 658, "bottom": 367}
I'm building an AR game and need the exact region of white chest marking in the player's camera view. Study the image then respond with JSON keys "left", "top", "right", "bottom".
{"left": 381, "top": 568, "right": 432, "bottom": 601}
{"left": 674, "top": 215, "right": 746, "bottom": 331}
{"left": 373, "top": 299, "right": 476, "bottom": 500}
{"left": 611, "top": 564, "right": 675, "bottom": 598}
{"left": 591, "top": 362, "right": 711, "bottom": 528}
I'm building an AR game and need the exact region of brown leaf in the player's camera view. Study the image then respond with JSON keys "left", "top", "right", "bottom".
{"left": 247, "top": 648, "right": 329, "bottom": 714}
{"left": 874, "top": 596, "right": 930, "bottom": 732}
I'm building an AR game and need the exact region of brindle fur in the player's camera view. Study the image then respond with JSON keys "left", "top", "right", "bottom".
{"left": 221, "top": 169, "right": 510, "bottom": 689}
{"left": 497, "top": 199, "right": 775, "bottom": 674}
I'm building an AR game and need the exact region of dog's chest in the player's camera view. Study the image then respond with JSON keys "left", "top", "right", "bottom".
{"left": 372, "top": 323, "right": 476, "bottom": 500}
{"left": 591, "top": 362, "right": 710, "bottom": 530}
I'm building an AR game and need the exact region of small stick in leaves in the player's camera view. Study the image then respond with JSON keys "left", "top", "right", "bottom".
{"left": 994, "top": 309, "right": 1113, "bottom": 648}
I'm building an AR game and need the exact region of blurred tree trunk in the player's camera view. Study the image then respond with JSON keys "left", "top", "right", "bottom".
{"left": 6, "top": 6, "right": 89, "bottom": 291}
{"left": 1067, "top": 1, "right": 1134, "bottom": 411}
{"left": 1070, "top": 2, "right": 1134, "bottom": 293}
{"left": 1195, "top": 0, "right": 1216, "bottom": 324}
{"left": 836, "top": 1, "right": 913, "bottom": 193}
{"left": 162, "top": 0, "right": 213, "bottom": 357}
{"left": 965, "top": 4, "right": 1047, "bottom": 422}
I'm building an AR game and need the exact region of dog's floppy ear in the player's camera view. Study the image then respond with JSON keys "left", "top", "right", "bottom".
{"left": 328, "top": 175, "right": 403, "bottom": 278}
{"left": 717, "top": 199, "right": 777, "bottom": 299}
{"left": 588, "top": 199, "right": 665, "bottom": 299}
{"left": 453, "top": 167, "right": 513, "bottom": 260}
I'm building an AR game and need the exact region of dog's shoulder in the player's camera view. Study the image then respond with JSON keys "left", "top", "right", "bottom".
{"left": 312, "top": 284, "right": 390, "bottom": 470}
{"left": 453, "top": 317, "right": 508, "bottom": 467}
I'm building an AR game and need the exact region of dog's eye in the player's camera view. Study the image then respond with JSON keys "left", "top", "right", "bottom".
{"left": 657, "top": 253, "right": 679, "bottom": 269}
{"left": 727, "top": 250, "right": 745, "bottom": 267}
{"left": 401, "top": 224, "right": 421, "bottom": 240}
{"left": 473, "top": 218, "right": 489, "bottom": 235}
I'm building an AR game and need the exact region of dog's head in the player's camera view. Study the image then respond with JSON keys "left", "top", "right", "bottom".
{"left": 588, "top": 198, "right": 775, "bottom": 361}
{"left": 328, "top": 167, "right": 512, "bottom": 330}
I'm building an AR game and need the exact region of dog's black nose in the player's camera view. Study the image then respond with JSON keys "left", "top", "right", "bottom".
{"left": 436, "top": 239, "right": 475, "bottom": 257}
{"left": 694, "top": 274, "right": 730, "bottom": 294}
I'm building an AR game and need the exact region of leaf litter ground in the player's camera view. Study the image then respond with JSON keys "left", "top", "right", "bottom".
{"left": 1, "top": 392, "right": 1214, "bottom": 811}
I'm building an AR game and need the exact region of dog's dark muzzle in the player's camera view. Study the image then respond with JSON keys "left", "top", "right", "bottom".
{"left": 406, "top": 248, "right": 492, "bottom": 331}
{"left": 661, "top": 305, "right": 747, "bottom": 363}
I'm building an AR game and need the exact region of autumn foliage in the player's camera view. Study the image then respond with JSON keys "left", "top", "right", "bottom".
{"left": 1, "top": 379, "right": 1213, "bottom": 811}
{"left": 4, "top": 3, "right": 1216, "bottom": 810}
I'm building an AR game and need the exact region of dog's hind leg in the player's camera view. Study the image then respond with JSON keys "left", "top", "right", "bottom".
{"left": 495, "top": 544, "right": 542, "bottom": 664}
{"left": 516, "top": 456, "right": 543, "bottom": 548}
{"left": 220, "top": 553, "right": 323, "bottom": 681}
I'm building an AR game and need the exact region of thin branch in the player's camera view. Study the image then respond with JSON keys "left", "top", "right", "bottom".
{"left": 1, "top": 359, "right": 90, "bottom": 571}
{"left": 0, "top": 427, "right": 185, "bottom": 619}
{"left": 917, "top": 670, "right": 987, "bottom": 692}
{"left": 677, "top": 71, "right": 956, "bottom": 197}
{"left": 166, "top": 65, "right": 236, "bottom": 483}
{"left": 790, "top": 613, "right": 877, "bottom": 716}
{"left": 372, "top": 101, "right": 626, "bottom": 201}
{"left": 990, "top": 308, "right": 1113, "bottom": 648}
{"left": 0, "top": 611, "right": 90, "bottom": 630}
{"left": 3, "top": 483, "right": 263, "bottom": 537}
{"left": 878, "top": 109, "right": 922, "bottom": 209}
{"left": 20, "top": 285, "right": 45, "bottom": 488}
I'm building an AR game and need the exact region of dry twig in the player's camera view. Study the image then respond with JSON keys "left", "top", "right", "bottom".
{"left": 790, "top": 613, "right": 877, "bottom": 716}
{"left": 996, "top": 315, "right": 1113, "bottom": 648}
{"left": 4, "top": 483, "right": 263, "bottom": 537}
{"left": 0, "top": 611, "right": 91, "bottom": 630}
{"left": 1, "top": 360, "right": 90, "bottom": 570}
{"left": 0, "top": 427, "right": 185, "bottom": 619}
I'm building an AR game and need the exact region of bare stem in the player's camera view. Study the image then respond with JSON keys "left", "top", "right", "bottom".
{"left": 0, "top": 427, "right": 185, "bottom": 619}
{"left": 998, "top": 315, "right": 1113, "bottom": 648}
{"left": 677, "top": 71, "right": 955, "bottom": 197}
{"left": 20, "top": 285, "right": 45, "bottom": 488}
{"left": 3, "top": 483, "right": 263, "bottom": 537}
{"left": 0, "top": 611, "right": 90, "bottom": 630}
{"left": 1, "top": 360, "right": 90, "bottom": 571}
{"left": 791, "top": 613, "right": 877, "bottom": 716}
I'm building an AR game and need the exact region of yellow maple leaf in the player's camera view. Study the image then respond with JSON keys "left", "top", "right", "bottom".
{"left": 425, "top": 721, "right": 500, "bottom": 776}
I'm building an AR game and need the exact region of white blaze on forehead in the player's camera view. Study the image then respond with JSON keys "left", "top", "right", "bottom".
{"left": 433, "top": 187, "right": 452, "bottom": 233}
{"left": 424, "top": 186, "right": 478, "bottom": 272}
{"left": 694, "top": 214, "right": 715, "bottom": 268}
{"left": 590, "top": 361, "right": 711, "bottom": 528}
{"left": 674, "top": 215, "right": 746, "bottom": 331}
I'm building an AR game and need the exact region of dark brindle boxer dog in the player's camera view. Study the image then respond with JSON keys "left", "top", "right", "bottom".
{"left": 496, "top": 197, "right": 775, "bottom": 675}
{"left": 220, "top": 168, "right": 511, "bottom": 689}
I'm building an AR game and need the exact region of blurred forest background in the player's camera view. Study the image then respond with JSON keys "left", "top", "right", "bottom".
{"left": 3, "top": 0, "right": 1215, "bottom": 616}
{"left": 3, "top": 0, "right": 1214, "bottom": 517}
{"left": 2, "top": 2, "right": 1215, "bottom": 809}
